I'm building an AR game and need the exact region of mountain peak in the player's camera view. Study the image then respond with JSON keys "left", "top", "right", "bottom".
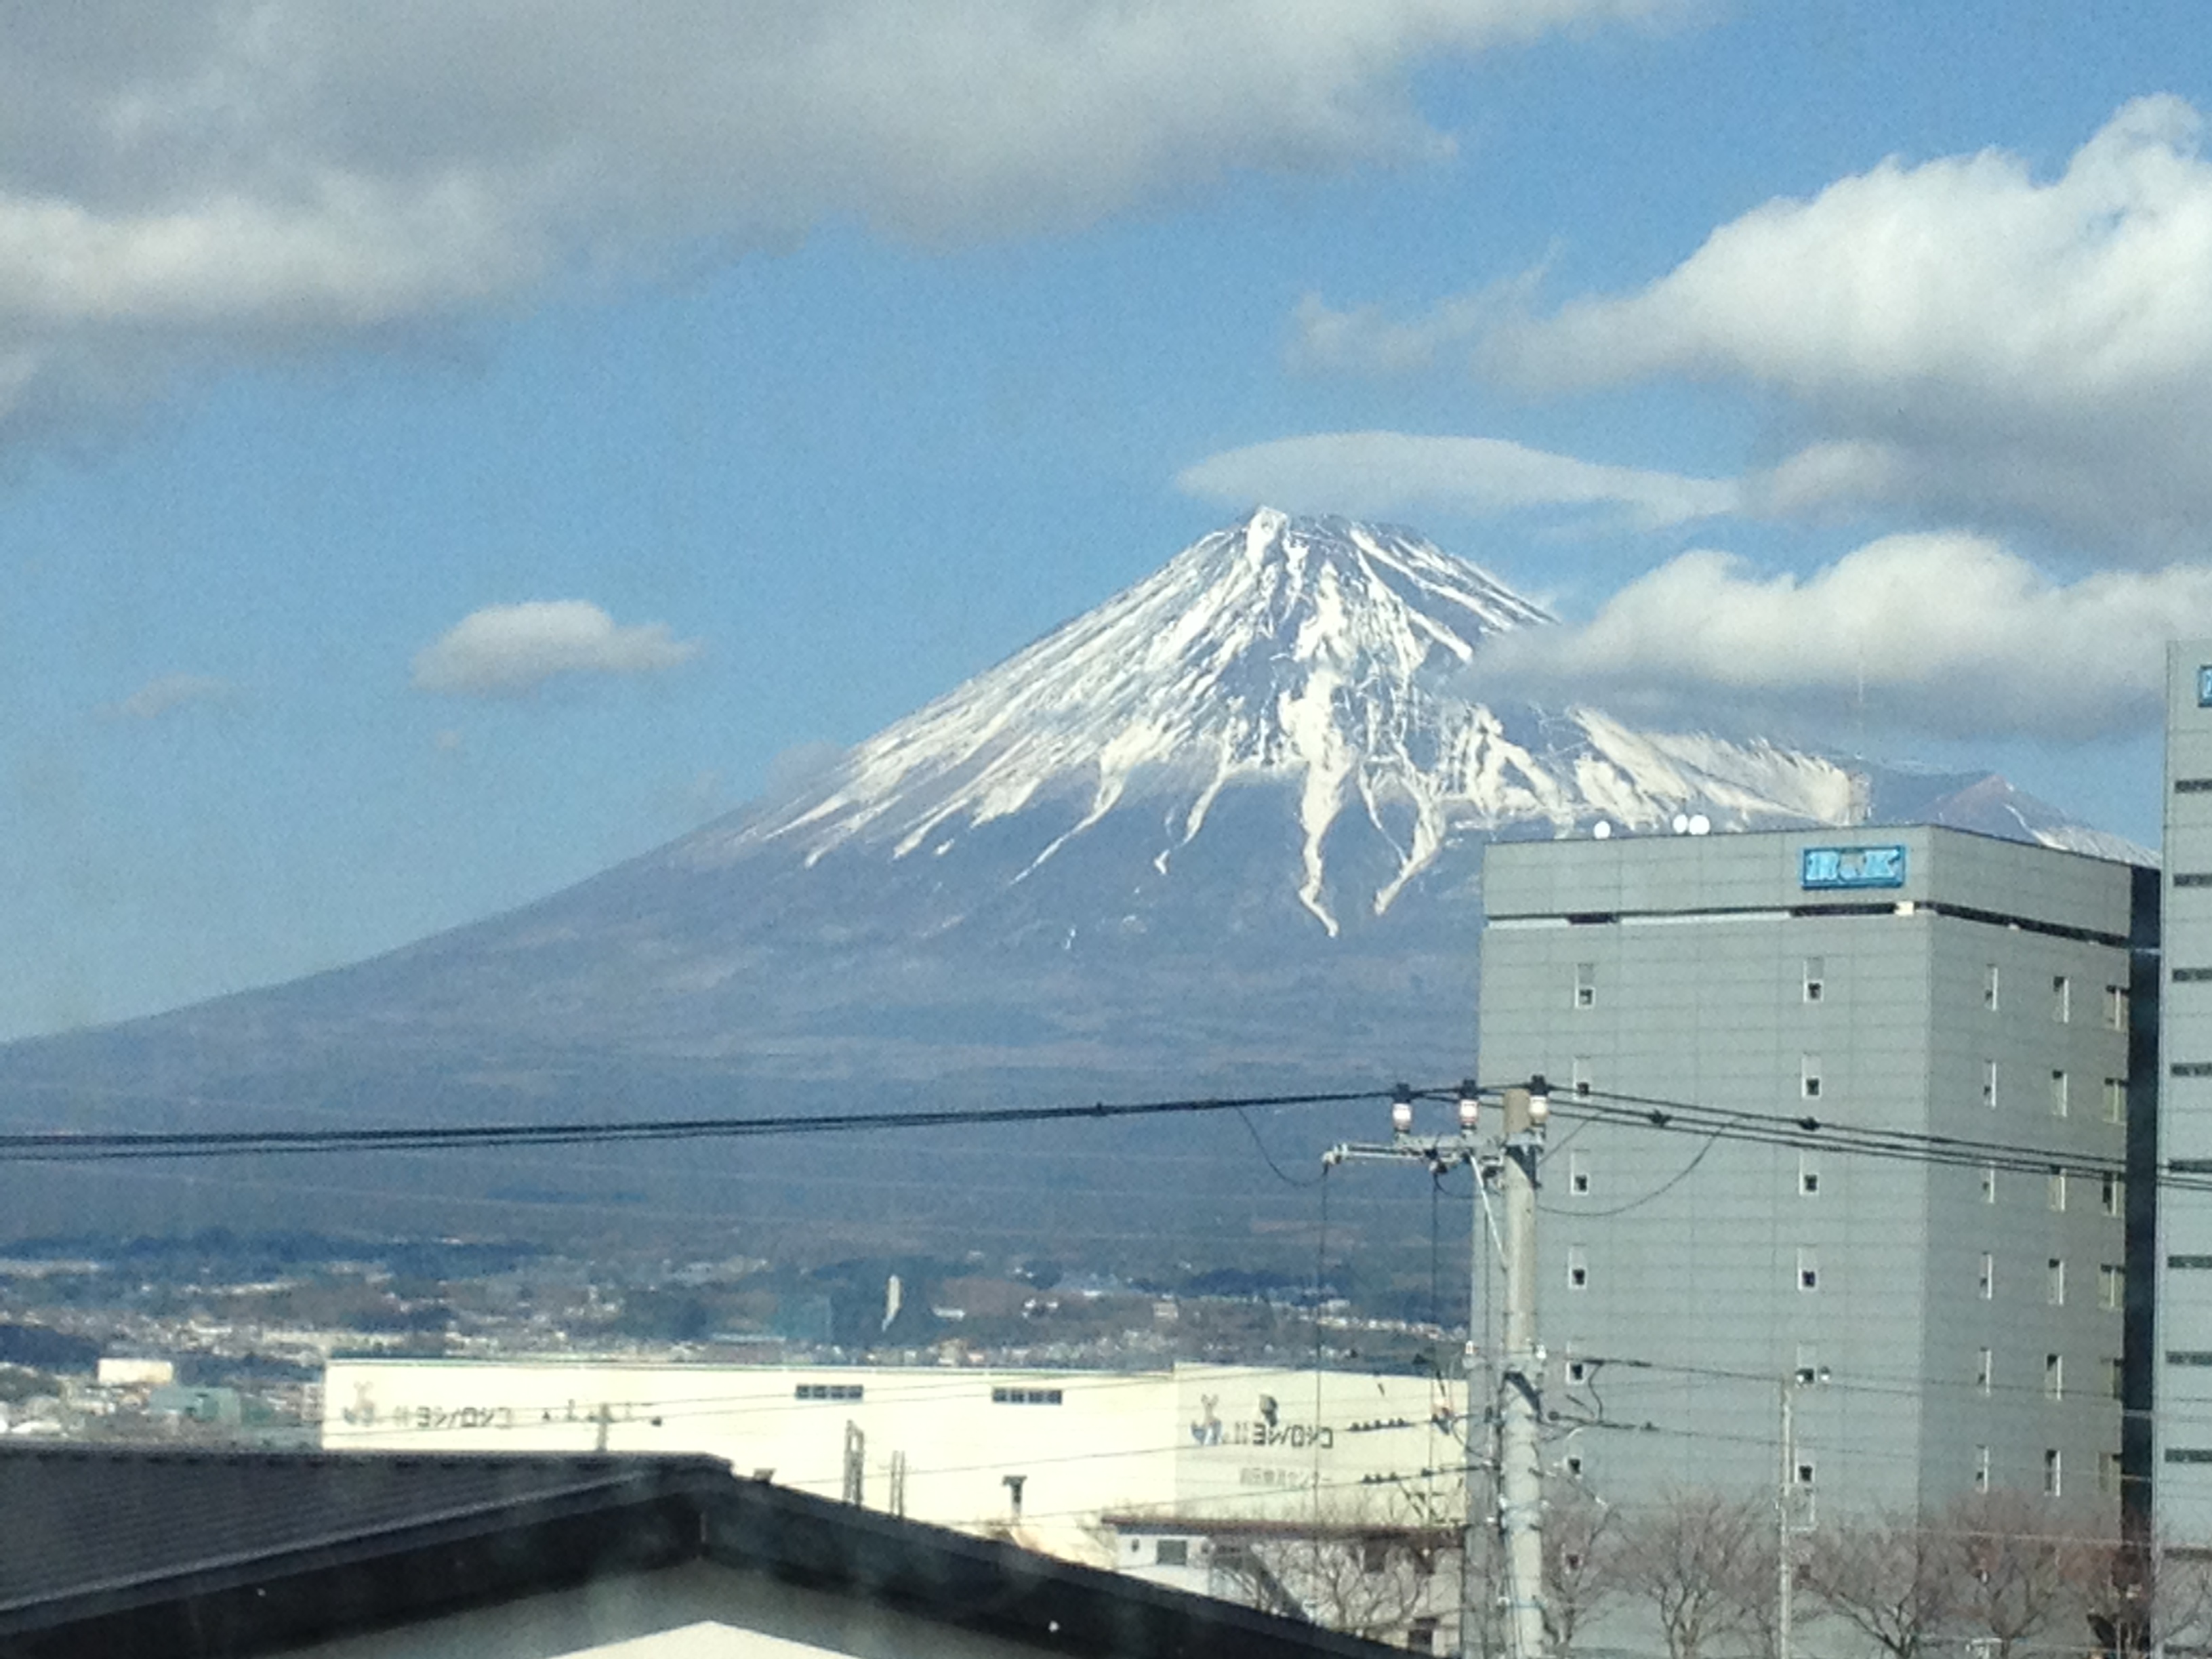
{"left": 680, "top": 512, "right": 1861, "bottom": 935}
{"left": 1177, "top": 508, "right": 1553, "bottom": 669}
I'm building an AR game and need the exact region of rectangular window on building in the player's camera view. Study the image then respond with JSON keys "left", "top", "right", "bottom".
{"left": 1977, "top": 1348, "right": 1994, "bottom": 1394}
{"left": 1981, "top": 1164, "right": 1998, "bottom": 1204}
{"left": 990, "top": 1388, "right": 1065, "bottom": 1405}
{"left": 2102, "top": 1265, "right": 2124, "bottom": 1311}
{"left": 1567, "top": 1358, "right": 1591, "bottom": 1384}
{"left": 1571, "top": 1057, "right": 1593, "bottom": 1097}
{"left": 2053, "top": 975, "right": 2072, "bottom": 1023}
{"left": 1569, "top": 1150, "right": 1590, "bottom": 1196}
{"left": 2048, "top": 1169, "right": 2068, "bottom": 1212}
{"left": 2108, "top": 985, "right": 2129, "bottom": 1031}
{"left": 2106, "top": 1358, "right": 2125, "bottom": 1399}
{"left": 1801, "top": 1055, "right": 1822, "bottom": 1100}
{"left": 1568, "top": 1247, "right": 1589, "bottom": 1290}
{"left": 2100, "top": 1452, "right": 2123, "bottom": 1496}
{"left": 2102, "top": 1174, "right": 2124, "bottom": 1216}
{"left": 795, "top": 1383, "right": 864, "bottom": 1401}
{"left": 1573, "top": 962, "right": 1596, "bottom": 1009}
{"left": 1797, "top": 1249, "right": 1819, "bottom": 1292}
{"left": 1985, "top": 964, "right": 2001, "bottom": 1010}
{"left": 1155, "top": 1539, "right": 1189, "bottom": 1567}
{"left": 2049, "top": 1258, "right": 2066, "bottom": 1305}
{"left": 2046, "top": 1353, "right": 2064, "bottom": 1399}
{"left": 1984, "top": 1059, "right": 1999, "bottom": 1110}
{"left": 1803, "top": 957, "right": 1825, "bottom": 1004}
{"left": 1799, "top": 1153, "right": 1820, "bottom": 1196}
{"left": 1980, "top": 1253, "right": 1996, "bottom": 1299}
{"left": 1795, "top": 1454, "right": 1816, "bottom": 1488}
{"left": 2045, "top": 1449, "right": 2063, "bottom": 1497}
{"left": 2104, "top": 1079, "right": 2127, "bottom": 1125}
{"left": 1796, "top": 1344, "right": 1819, "bottom": 1384}
{"left": 2051, "top": 1070, "right": 2070, "bottom": 1118}
{"left": 1975, "top": 1446, "right": 1991, "bottom": 1492}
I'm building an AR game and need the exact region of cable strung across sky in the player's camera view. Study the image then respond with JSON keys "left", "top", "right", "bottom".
{"left": 0, "top": 1075, "right": 2182, "bottom": 1199}
{"left": 0, "top": 1088, "right": 1401, "bottom": 1163}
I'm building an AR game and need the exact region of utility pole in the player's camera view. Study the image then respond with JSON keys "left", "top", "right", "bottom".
{"left": 1496, "top": 1082, "right": 1549, "bottom": 1659}
{"left": 1324, "top": 1077, "right": 1550, "bottom": 1659}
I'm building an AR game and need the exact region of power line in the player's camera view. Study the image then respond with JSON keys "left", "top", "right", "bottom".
{"left": 1534, "top": 1085, "right": 2166, "bottom": 1191}
{"left": 0, "top": 1086, "right": 1408, "bottom": 1164}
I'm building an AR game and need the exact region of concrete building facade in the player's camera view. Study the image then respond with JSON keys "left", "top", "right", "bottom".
{"left": 2157, "top": 640, "right": 2212, "bottom": 1545}
{"left": 1477, "top": 825, "right": 2135, "bottom": 1527}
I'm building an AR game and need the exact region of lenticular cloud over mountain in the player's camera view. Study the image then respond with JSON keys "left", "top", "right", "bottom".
{"left": 0, "top": 510, "right": 2139, "bottom": 1240}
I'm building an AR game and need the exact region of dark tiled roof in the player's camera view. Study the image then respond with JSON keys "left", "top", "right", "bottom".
{"left": 0, "top": 1444, "right": 719, "bottom": 1616}
{"left": 0, "top": 1446, "right": 1402, "bottom": 1659}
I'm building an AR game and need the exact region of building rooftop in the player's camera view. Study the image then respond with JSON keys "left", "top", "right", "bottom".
{"left": 0, "top": 1445, "right": 1401, "bottom": 1658}
{"left": 1483, "top": 823, "right": 2141, "bottom": 943}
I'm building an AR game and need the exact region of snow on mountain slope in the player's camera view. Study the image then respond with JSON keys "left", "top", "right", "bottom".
{"left": 675, "top": 510, "right": 1906, "bottom": 936}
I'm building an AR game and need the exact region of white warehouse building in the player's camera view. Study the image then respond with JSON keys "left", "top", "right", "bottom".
{"left": 323, "top": 1359, "right": 1469, "bottom": 1568}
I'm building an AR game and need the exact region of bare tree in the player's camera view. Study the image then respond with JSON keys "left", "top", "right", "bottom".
{"left": 1801, "top": 1511, "right": 1953, "bottom": 1659}
{"left": 1544, "top": 1489, "right": 1620, "bottom": 1659}
{"left": 1938, "top": 1492, "right": 2082, "bottom": 1659}
{"left": 1205, "top": 1500, "right": 1456, "bottom": 1647}
{"left": 2074, "top": 1539, "right": 2212, "bottom": 1659}
{"left": 1614, "top": 1491, "right": 1768, "bottom": 1659}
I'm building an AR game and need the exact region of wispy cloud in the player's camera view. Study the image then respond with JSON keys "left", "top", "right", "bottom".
{"left": 101, "top": 673, "right": 241, "bottom": 721}
{"left": 1483, "top": 533, "right": 2212, "bottom": 739}
{"left": 411, "top": 602, "right": 700, "bottom": 697}
{"left": 1177, "top": 431, "right": 1738, "bottom": 529}
{"left": 0, "top": 0, "right": 1685, "bottom": 447}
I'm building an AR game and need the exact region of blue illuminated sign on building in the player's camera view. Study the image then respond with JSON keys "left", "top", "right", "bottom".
{"left": 1800, "top": 844, "right": 1908, "bottom": 890}
{"left": 2198, "top": 664, "right": 2212, "bottom": 708}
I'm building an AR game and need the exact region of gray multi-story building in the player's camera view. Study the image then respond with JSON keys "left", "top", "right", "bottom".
{"left": 1478, "top": 825, "right": 2137, "bottom": 1525}
{"left": 2158, "top": 641, "right": 2212, "bottom": 1544}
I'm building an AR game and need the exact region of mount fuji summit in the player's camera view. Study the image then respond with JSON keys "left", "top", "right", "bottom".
{"left": 0, "top": 510, "right": 2138, "bottom": 1238}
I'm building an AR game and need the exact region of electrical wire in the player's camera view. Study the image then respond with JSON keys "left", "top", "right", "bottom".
{"left": 0, "top": 1086, "right": 1410, "bottom": 1164}
{"left": 1539, "top": 1130, "right": 1723, "bottom": 1218}
{"left": 1234, "top": 1105, "right": 1326, "bottom": 1189}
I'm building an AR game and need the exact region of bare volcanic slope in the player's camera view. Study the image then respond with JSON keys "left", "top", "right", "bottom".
{"left": 0, "top": 510, "right": 2139, "bottom": 1179}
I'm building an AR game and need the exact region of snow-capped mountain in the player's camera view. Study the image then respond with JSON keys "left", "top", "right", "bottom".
{"left": 0, "top": 510, "right": 2141, "bottom": 1245}
{"left": 678, "top": 508, "right": 2116, "bottom": 932}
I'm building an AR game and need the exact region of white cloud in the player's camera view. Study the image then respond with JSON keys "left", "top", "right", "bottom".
{"left": 411, "top": 601, "right": 700, "bottom": 697}
{"left": 102, "top": 672, "right": 239, "bottom": 720}
{"left": 0, "top": 0, "right": 1677, "bottom": 443}
{"left": 1483, "top": 533, "right": 2212, "bottom": 739}
{"left": 1477, "top": 96, "right": 2212, "bottom": 554}
{"left": 1176, "top": 431, "right": 1738, "bottom": 529}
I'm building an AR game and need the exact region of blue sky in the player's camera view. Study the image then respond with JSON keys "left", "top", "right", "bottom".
{"left": 3, "top": 0, "right": 2208, "bottom": 1038}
